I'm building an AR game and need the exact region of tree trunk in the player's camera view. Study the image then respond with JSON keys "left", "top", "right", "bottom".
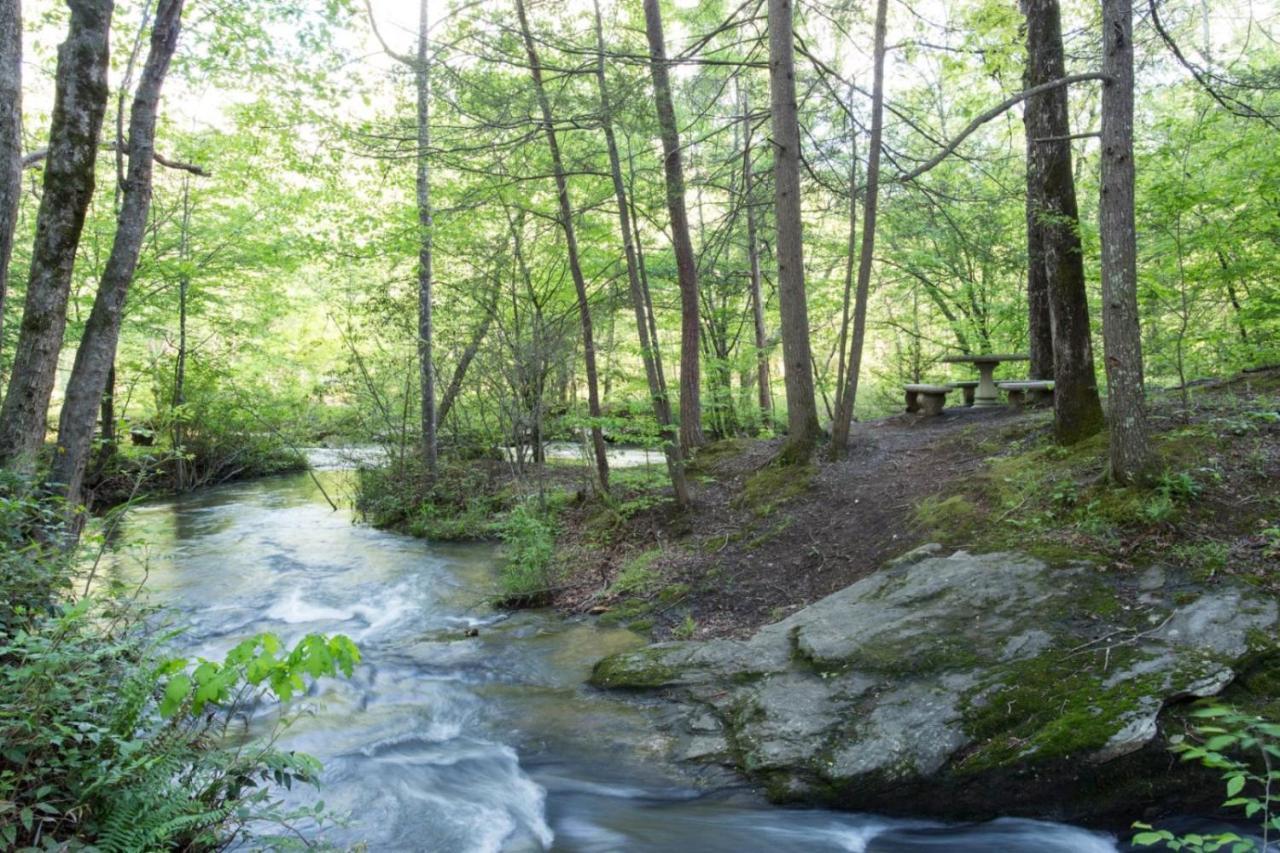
{"left": 830, "top": 0, "right": 887, "bottom": 457}
{"left": 741, "top": 86, "right": 771, "bottom": 425}
{"left": 51, "top": 0, "right": 184, "bottom": 507}
{"left": 100, "top": 363, "right": 115, "bottom": 447}
{"left": 437, "top": 262, "right": 499, "bottom": 430}
{"left": 593, "top": 0, "right": 689, "bottom": 506}
{"left": 0, "top": 0, "right": 21, "bottom": 357}
{"left": 1023, "top": 0, "right": 1104, "bottom": 445}
{"left": 173, "top": 178, "right": 190, "bottom": 489}
{"left": 0, "top": 0, "right": 113, "bottom": 472}
{"left": 642, "top": 0, "right": 704, "bottom": 452}
{"left": 832, "top": 83, "right": 858, "bottom": 438}
{"left": 768, "top": 0, "right": 821, "bottom": 464}
{"left": 416, "top": 0, "right": 437, "bottom": 474}
{"left": 1025, "top": 208, "right": 1053, "bottom": 380}
{"left": 514, "top": 0, "right": 609, "bottom": 491}
{"left": 1099, "top": 0, "right": 1152, "bottom": 482}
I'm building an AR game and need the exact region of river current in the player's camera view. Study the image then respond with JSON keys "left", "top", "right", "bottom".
{"left": 101, "top": 465, "right": 1125, "bottom": 852}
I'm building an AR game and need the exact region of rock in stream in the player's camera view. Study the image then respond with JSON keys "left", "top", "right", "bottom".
{"left": 589, "top": 547, "right": 1280, "bottom": 824}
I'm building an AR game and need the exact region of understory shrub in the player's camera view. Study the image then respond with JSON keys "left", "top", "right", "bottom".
{"left": 0, "top": 484, "right": 359, "bottom": 850}
{"left": 494, "top": 500, "right": 557, "bottom": 605}
{"left": 1132, "top": 705, "right": 1280, "bottom": 851}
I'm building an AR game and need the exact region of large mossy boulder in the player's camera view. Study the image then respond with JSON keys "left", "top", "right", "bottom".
{"left": 589, "top": 548, "right": 1280, "bottom": 824}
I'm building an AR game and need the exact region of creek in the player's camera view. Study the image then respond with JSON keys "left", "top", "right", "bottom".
{"left": 100, "top": 464, "right": 1123, "bottom": 852}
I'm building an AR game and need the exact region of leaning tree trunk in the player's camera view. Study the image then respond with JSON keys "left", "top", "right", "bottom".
{"left": 1024, "top": 0, "right": 1105, "bottom": 445}
{"left": 594, "top": 0, "right": 689, "bottom": 506}
{"left": 415, "top": 0, "right": 437, "bottom": 474}
{"left": 0, "top": 0, "right": 21, "bottom": 355}
{"left": 0, "top": 0, "right": 113, "bottom": 472}
{"left": 51, "top": 0, "right": 184, "bottom": 508}
{"left": 514, "top": 0, "right": 609, "bottom": 491}
{"left": 768, "top": 0, "right": 821, "bottom": 464}
{"left": 1099, "top": 0, "right": 1151, "bottom": 483}
{"left": 642, "top": 0, "right": 704, "bottom": 452}
{"left": 831, "top": 0, "right": 887, "bottom": 457}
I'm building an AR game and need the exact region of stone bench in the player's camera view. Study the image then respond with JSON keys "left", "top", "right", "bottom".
{"left": 997, "top": 380, "right": 1055, "bottom": 407}
{"left": 904, "top": 384, "right": 952, "bottom": 417}
{"left": 948, "top": 380, "right": 980, "bottom": 407}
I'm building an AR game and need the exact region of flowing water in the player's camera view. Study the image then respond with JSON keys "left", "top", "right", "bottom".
{"left": 101, "top": 465, "right": 1126, "bottom": 852}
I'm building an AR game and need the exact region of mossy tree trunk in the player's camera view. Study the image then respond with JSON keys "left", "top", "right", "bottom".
{"left": 52, "top": 0, "right": 184, "bottom": 508}
{"left": 0, "top": 0, "right": 113, "bottom": 472}
{"left": 1023, "top": 0, "right": 1104, "bottom": 445}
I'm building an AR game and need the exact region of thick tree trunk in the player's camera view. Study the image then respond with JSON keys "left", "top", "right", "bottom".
{"left": 831, "top": 0, "right": 887, "bottom": 456}
{"left": 768, "top": 0, "right": 821, "bottom": 464}
{"left": 1099, "top": 0, "right": 1152, "bottom": 482}
{"left": 1023, "top": 0, "right": 1104, "bottom": 445}
{"left": 1025, "top": 217, "right": 1053, "bottom": 379}
{"left": 0, "top": 0, "right": 113, "bottom": 472}
{"left": 416, "top": 0, "right": 437, "bottom": 474}
{"left": 514, "top": 0, "right": 609, "bottom": 491}
{"left": 741, "top": 88, "right": 771, "bottom": 424}
{"left": 642, "top": 0, "right": 704, "bottom": 452}
{"left": 51, "top": 0, "right": 184, "bottom": 506}
{"left": 593, "top": 0, "right": 689, "bottom": 506}
{"left": 0, "top": 0, "right": 20, "bottom": 355}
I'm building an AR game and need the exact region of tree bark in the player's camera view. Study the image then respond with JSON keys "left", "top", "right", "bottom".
{"left": 0, "top": 0, "right": 113, "bottom": 472}
{"left": 831, "top": 0, "right": 887, "bottom": 456}
{"left": 436, "top": 281, "right": 497, "bottom": 427}
{"left": 741, "top": 87, "right": 771, "bottom": 425}
{"left": 0, "top": 0, "right": 20, "bottom": 357}
{"left": 1099, "top": 0, "right": 1152, "bottom": 482}
{"left": 594, "top": 0, "right": 689, "bottom": 506}
{"left": 1024, "top": 0, "right": 1105, "bottom": 445}
{"left": 768, "top": 0, "right": 821, "bottom": 464}
{"left": 416, "top": 0, "right": 437, "bottom": 474}
{"left": 642, "top": 0, "right": 704, "bottom": 452}
{"left": 51, "top": 0, "right": 184, "bottom": 506}
{"left": 514, "top": 0, "right": 609, "bottom": 491}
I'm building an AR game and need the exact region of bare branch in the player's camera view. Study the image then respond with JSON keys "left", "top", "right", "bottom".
{"left": 23, "top": 142, "right": 209, "bottom": 176}
{"left": 896, "top": 73, "right": 1111, "bottom": 183}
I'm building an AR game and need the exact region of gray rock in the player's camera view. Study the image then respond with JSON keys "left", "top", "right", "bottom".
{"left": 589, "top": 548, "right": 1280, "bottom": 821}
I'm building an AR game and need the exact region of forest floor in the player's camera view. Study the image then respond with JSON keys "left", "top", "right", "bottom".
{"left": 552, "top": 366, "right": 1280, "bottom": 641}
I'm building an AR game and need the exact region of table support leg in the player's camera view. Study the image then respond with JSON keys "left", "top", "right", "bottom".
{"left": 974, "top": 364, "right": 1000, "bottom": 407}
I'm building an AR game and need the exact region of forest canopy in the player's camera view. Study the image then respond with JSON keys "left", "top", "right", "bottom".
{"left": 0, "top": 0, "right": 1276, "bottom": 499}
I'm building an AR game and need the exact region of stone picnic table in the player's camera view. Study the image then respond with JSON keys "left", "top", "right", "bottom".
{"left": 941, "top": 353, "right": 1029, "bottom": 408}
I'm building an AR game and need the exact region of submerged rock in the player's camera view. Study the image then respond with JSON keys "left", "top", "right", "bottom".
{"left": 589, "top": 548, "right": 1280, "bottom": 824}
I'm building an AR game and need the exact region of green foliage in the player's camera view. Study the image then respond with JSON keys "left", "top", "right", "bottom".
{"left": 1132, "top": 705, "right": 1280, "bottom": 852}
{"left": 0, "top": 496, "right": 359, "bottom": 850}
{"left": 494, "top": 500, "right": 558, "bottom": 605}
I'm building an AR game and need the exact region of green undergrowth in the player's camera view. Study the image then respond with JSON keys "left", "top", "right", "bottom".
{"left": 735, "top": 463, "right": 815, "bottom": 517}
{"left": 0, "top": 475, "right": 358, "bottom": 850}
{"left": 913, "top": 386, "right": 1279, "bottom": 578}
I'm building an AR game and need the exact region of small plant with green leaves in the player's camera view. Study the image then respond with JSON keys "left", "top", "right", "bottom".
{"left": 673, "top": 614, "right": 697, "bottom": 640}
{"left": 494, "top": 500, "right": 558, "bottom": 605}
{"left": 1131, "top": 705, "right": 1280, "bottom": 852}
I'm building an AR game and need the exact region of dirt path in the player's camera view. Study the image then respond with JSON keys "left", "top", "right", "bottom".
{"left": 555, "top": 405, "right": 1034, "bottom": 639}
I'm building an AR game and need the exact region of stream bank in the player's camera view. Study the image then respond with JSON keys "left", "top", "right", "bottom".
{"left": 100, "top": 467, "right": 1124, "bottom": 850}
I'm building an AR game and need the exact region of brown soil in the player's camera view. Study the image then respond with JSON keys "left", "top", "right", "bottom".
{"left": 552, "top": 405, "right": 1029, "bottom": 639}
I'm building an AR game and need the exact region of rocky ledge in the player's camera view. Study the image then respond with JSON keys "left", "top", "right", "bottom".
{"left": 589, "top": 546, "right": 1280, "bottom": 825}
